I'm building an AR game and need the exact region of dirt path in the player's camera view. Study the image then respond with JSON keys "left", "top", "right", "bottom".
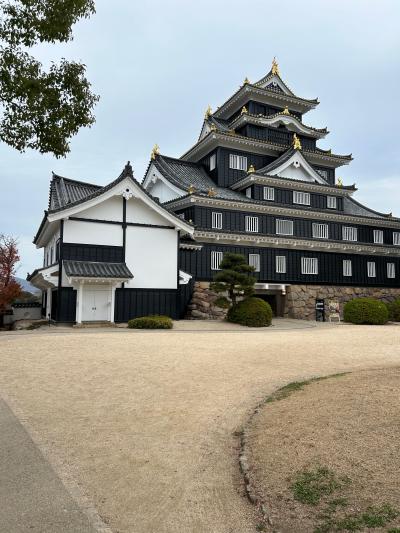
{"left": 0, "top": 324, "right": 400, "bottom": 533}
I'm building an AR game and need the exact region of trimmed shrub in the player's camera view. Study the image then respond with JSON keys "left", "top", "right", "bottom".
{"left": 343, "top": 298, "right": 389, "bottom": 325}
{"left": 387, "top": 299, "right": 400, "bottom": 322}
{"left": 127, "top": 315, "right": 173, "bottom": 329}
{"left": 213, "top": 296, "right": 231, "bottom": 309}
{"left": 227, "top": 297, "right": 272, "bottom": 327}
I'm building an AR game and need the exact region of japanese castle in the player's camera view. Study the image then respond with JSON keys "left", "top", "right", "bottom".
{"left": 29, "top": 59, "right": 400, "bottom": 323}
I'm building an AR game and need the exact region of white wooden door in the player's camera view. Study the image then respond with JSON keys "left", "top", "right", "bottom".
{"left": 82, "top": 289, "right": 110, "bottom": 321}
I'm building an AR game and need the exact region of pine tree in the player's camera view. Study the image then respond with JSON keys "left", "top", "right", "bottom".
{"left": 210, "top": 252, "right": 256, "bottom": 307}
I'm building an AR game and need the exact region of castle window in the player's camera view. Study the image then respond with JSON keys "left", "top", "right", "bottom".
{"left": 209, "top": 153, "right": 216, "bottom": 171}
{"left": 211, "top": 251, "right": 223, "bottom": 270}
{"left": 293, "top": 191, "right": 310, "bottom": 205}
{"left": 367, "top": 261, "right": 376, "bottom": 278}
{"left": 327, "top": 196, "right": 337, "bottom": 209}
{"left": 212, "top": 212, "right": 222, "bottom": 230}
{"left": 343, "top": 260, "right": 352, "bottom": 277}
{"left": 301, "top": 257, "right": 318, "bottom": 275}
{"left": 342, "top": 226, "right": 358, "bottom": 241}
{"left": 245, "top": 216, "right": 259, "bottom": 233}
{"left": 245, "top": 187, "right": 252, "bottom": 198}
{"left": 393, "top": 232, "right": 400, "bottom": 245}
{"left": 249, "top": 254, "right": 260, "bottom": 272}
{"left": 263, "top": 187, "right": 275, "bottom": 201}
{"left": 229, "top": 154, "right": 247, "bottom": 171}
{"left": 387, "top": 263, "right": 395, "bottom": 278}
{"left": 312, "top": 223, "right": 329, "bottom": 239}
{"left": 373, "top": 229, "right": 384, "bottom": 244}
{"left": 276, "top": 219, "right": 294, "bottom": 235}
{"left": 276, "top": 256, "right": 286, "bottom": 273}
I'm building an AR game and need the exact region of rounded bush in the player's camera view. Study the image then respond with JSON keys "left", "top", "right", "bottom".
{"left": 128, "top": 315, "right": 173, "bottom": 329}
{"left": 227, "top": 297, "right": 272, "bottom": 327}
{"left": 343, "top": 298, "right": 389, "bottom": 325}
{"left": 387, "top": 299, "right": 400, "bottom": 322}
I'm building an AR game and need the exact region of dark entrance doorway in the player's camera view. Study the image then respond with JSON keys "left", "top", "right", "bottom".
{"left": 258, "top": 294, "right": 277, "bottom": 316}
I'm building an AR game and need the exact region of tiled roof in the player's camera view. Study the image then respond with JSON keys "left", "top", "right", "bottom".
{"left": 63, "top": 260, "right": 133, "bottom": 279}
{"left": 256, "top": 148, "right": 298, "bottom": 175}
{"left": 49, "top": 174, "right": 101, "bottom": 210}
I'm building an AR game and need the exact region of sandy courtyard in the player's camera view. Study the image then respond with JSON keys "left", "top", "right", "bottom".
{"left": 0, "top": 323, "right": 400, "bottom": 533}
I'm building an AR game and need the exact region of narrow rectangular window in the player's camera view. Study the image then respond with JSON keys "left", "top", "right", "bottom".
{"left": 249, "top": 254, "right": 260, "bottom": 272}
{"left": 342, "top": 226, "right": 358, "bottom": 241}
{"left": 211, "top": 251, "right": 223, "bottom": 270}
{"left": 373, "top": 229, "right": 383, "bottom": 244}
{"left": 245, "top": 216, "right": 259, "bottom": 233}
{"left": 209, "top": 153, "right": 216, "bottom": 171}
{"left": 245, "top": 187, "right": 252, "bottom": 199}
{"left": 327, "top": 196, "right": 337, "bottom": 209}
{"left": 211, "top": 212, "right": 222, "bottom": 230}
{"left": 263, "top": 186, "right": 275, "bottom": 201}
{"left": 301, "top": 257, "right": 318, "bottom": 275}
{"left": 312, "top": 223, "right": 329, "bottom": 239}
{"left": 343, "top": 259, "right": 352, "bottom": 277}
{"left": 276, "top": 255, "right": 286, "bottom": 273}
{"left": 293, "top": 191, "right": 310, "bottom": 205}
{"left": 367, "top": 261, "right": 376, "bottom": 278}
{"left": 276, "top": 219, "right": 294, "bottom": 235}
{"left": 387, "top": 263, "right": 395, "bottom": 278}
{"left": 229, "top": 154, "right": 247, "bottom": 171}
{"left": 393, "top": 232, "right": 400, "bottom": 246}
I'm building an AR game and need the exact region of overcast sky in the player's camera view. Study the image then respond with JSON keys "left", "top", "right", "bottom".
{"left": 1, "top": 0, "right": 399, "bottom": 277}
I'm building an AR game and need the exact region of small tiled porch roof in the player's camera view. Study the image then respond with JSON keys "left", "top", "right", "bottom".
{"left": 63, "top": 261, "right": 133, "bottom": 279}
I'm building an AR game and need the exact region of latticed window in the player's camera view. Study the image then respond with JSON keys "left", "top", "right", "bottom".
{"left": 312, "top": 223, "right": 329, "bottom": 239}
{"left": 367, "top": 261, "right": 376, "bottom": 278}
{"left": 263, "top": 187, "right": 275, "bottom": 201}
{"left": 276, "top": 219, "right": 294, "bottom": 235}
{"left": 209, "top": 153, "right": 216, "bottom": 171}
{"left": 245, "top": 216, "right": 259, "bottom": 232}
{"left": 342, "top": 226, "right": 358, "bottom": 241}
{"left": 248, "top": 254, "right": 260, "bottom": 272}
{"left": 211, "top": 212, "right": 222, "bottom": 229}
{"left": 301, "top": 257, "right": 318, "bottom": 275}
{"left": 276, "top": 256, "right": 286, "bottom": 273}
{"left": 393, "top": 232, "right": 400, "bottom": 245}
{"left": 229, "top": 154, "right": 247, "bottom": 171}
{"left": 245, "top": 187, "right": 252, "bottom": 198}
{"left": 387, "top": 263, "right": 395, "bottom": 279}
{"left": 343, "top": 260, "right": 352, "bottom": 277}
{"left": 373, "top": 229, "right": 383, "bottom": 244}
{"left": 211, "top": 251, "right": 223, "bottom": 270}
{"left": 293, "top": 191, "right": 310, "bottom": 205}
{"left": 327, "top": 196, "right": 337, "bottom": 209}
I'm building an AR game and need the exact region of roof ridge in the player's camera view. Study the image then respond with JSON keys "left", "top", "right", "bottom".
{"left": 52, "top": 173, "right": 102, "bottom": 189}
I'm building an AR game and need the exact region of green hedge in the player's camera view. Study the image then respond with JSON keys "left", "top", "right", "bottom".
{"left": 227, "top": 297, "right": 272, "bottom": 327}
{"left": 343, "top": 298, "right": 389, "bottom": 325}
{"left": 127, "top": 315, "right": 173, "bottom": 329}
{"left": 387, "top": 299, "right": 400, "bottom": 322}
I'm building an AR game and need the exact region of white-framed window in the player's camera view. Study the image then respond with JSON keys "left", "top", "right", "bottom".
{"left": 373, "top": 229, "right": 384, "bottom": 244}
{"left": 276, "top": 255, "right": 286, "bottom": 273}
{"left": 327, "top": 196, "right": 337, "bottom": 209}
{"left": 387, "top": 263, "right": 396, "bottom": 279}
{"left": 263, "top": 186, "right": 275, "bottom": 201}
{"left": 342, "top": 226, "right": 358, "bottom": 242}
{"left": 229, "top": 154, "right": 247, "bottom": 171}
{"left": 301, "top": 257, "right": 318, "bottom": 275}
{"left": 312, "top": 223, "right": 329, "bottom": 239}
{"left": 245, "top": 216, "right": 259, "bottom": 233}
{"left": 209, "top": 153, "right": 216, "bottom": 171}
{"left": 343, "top": 259, "right": 352, "bottom": 277}
{"left": 276, "top": 219, "right": 294, "bottom": 235}
{"left": 293, "top": 191, "right": 310, "bottom": 205}
{"left": 211, "top": 251, "right": 223, "bottom": 270}
{"left": 393, "top": 232, "right": 400, "bottom": 246}
{"left": 245, "top": 187, "right": 252, "bottom": 199}
{"left": 211, "top": 212, "right": 222, "bottom": 229}
{"left": 367, "top": 261, "right": 376, "bottom": 278}
{"left": 249, "top": 254, "right": 260, "bottom": 272}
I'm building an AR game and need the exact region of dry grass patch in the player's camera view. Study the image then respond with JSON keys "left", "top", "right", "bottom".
{"left": 245, "top": 368, "right": 400, "bottom": 532}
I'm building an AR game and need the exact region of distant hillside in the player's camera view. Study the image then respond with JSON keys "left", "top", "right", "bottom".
{"left": 15, "top": 277, "right": 41, "bottom": 294}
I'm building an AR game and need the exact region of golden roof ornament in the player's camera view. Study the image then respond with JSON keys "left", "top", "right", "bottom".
{"left": 188, "top": 185, "right": 196, "bottom": 194}
{"left": 282, "top": 106, "right": 290, "bottom": 115}
{"left": 210, "top": 123, "right": 217, "bottom": 131}
{"left": 151, "top": 144, "right": 160, "bottom": 160}
{"left": 241, "top": 105, "right": 248, "bottom": 115}
{"left": 271, "top": 57, "right": 280, "bottom": 76}
{"left": 293, "top": 133, "right": 302, "bottom": 150}
{"left": 207, "top": 187, "right": 217, "bottom": 197}
{"left": 337, "top": 177, "right": 343, "bottom": 188}
{"left": 243, "top": 77, "right": 250, "bottom": 85}
{"left": 205, "top": 105, "right": 212, "bottom": 119}
{"left": 247, "top": 165, "right": 255, "bottom": 174}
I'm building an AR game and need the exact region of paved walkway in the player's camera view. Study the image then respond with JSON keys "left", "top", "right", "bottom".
{"left": 0, "top": 324, "right": 399, "bottom": 532}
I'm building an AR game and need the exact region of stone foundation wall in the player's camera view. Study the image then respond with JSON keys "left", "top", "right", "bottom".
{"left": 186, "top": 281, "right": 228, "bottom": 320}
{"left": 285, "top": 285, "right": 400, "bottom": 321}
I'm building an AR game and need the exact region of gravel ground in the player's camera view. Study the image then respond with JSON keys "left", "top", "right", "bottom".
{"left": 0, "top": 323, "right": 400, "bottom": 533}
{"left": 245, "top": 368, "right": 400, "bottom": 532}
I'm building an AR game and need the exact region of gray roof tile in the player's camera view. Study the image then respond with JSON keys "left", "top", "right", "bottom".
{"left": 64, "top": 260, "right": 133, "bottom": 279}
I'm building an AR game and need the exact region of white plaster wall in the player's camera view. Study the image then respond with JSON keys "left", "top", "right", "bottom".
{"left": 125, "top": 196, "right": 172, "bottom": 225}
{"left": 278, "top": 164, "right": 314, "bottom": 182}
{"left": 63, "top": 219, "right": 123, "bottom": 246}
{"left": 43, "top": 229, "right": 60, "bottom": 266}
{"left": 78, "top": 196, "right": 123, "bottom": 221}
{"left": 125, "top": 226, "right": 178, "bottom": 289}
{"left": 147, "top": 180, "right": 182, "bottom": 204}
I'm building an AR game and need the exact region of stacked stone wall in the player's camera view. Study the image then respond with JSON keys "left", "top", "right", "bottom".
{"left": 186, "top": 282, "right": 228, "bottom": 319}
